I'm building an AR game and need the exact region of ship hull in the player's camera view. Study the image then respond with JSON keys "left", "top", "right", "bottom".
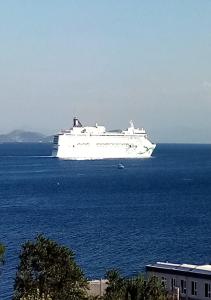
{"left": 52, "top": 134, "right": 156, "bottom": 160}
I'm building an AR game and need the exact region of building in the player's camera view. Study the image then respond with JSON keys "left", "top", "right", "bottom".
{"left": 88, "top": 279, "right": 108, "bottom": 297}
{"left": 146, "top": 262, "right": 211, "bottom": 300}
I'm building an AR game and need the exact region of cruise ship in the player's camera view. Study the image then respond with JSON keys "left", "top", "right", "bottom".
{"left": 52, "top": 117, "right": 156, "bottom": 160}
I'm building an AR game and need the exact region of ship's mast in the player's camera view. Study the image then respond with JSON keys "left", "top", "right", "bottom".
{"left": 129, "top": 120, "right": 134, "bottom": 129}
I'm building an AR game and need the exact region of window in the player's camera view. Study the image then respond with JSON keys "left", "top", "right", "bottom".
{"left": 191, "top": 281, "right": 197, "bottom": 296}
{"left": 171, "top": 278, "right": 176, "bottom": 290}
{"left": 205, "top": 283, "right": 211, "bottom": 298}
{"left": 161, "top": 276, "right": 167, "bottom": 287}
{"left": 181, "top": 279, "right": 186, "bottom": 294}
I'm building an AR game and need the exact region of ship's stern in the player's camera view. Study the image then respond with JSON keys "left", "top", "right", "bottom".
{"left": 52, "top": 135, "right": 59, "bottom": 157}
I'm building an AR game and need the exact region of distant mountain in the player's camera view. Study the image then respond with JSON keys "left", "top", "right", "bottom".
{"left": 0, "top": 130, "right": 53, "bottom": 143}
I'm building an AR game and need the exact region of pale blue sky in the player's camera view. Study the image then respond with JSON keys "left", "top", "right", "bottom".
{"left": 0, "top": 0, "right": 211, "bottom": 142}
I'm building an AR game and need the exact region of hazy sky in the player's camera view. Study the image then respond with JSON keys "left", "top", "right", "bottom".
{"left": 0, "top": 1, "right": 211, "bottom": 142}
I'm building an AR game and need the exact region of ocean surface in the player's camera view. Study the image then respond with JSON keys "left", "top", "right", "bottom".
{"left": 0, "top": 143, "right": 211, "bottom": 299}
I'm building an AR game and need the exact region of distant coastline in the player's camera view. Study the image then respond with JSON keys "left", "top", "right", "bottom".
{"left": 0, "top": 130, "right": 209, "bottom": 144}
{"left": 0, "top": 130, "right": 53, "bottom": 143}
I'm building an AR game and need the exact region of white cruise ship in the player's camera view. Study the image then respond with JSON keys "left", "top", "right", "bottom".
{"left": 52, "top": 117, "right": 156, "bottom": 160}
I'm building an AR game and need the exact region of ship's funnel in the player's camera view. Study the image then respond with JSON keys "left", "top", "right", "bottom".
{"left": 73, "top": 117, "right": 82, "bottom": 127}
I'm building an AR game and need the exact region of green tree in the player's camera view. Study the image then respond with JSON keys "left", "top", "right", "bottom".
{"left": 0, "top": 243, "right": 5, "bottom": 262}
{"left": 145, "top": 276, "right": 167, "bottom": 300}
{"left": 13, "top": 234, "right": 88, "bottom": 300}
{"left": 88, "top": 296, "right": 103, "bottom": 300}
{"left": 103, "top": 271, "right": 168, "bottom": 300}
{"left": 125, "top": 274, "right": 146, "bottom": 300}
{"left": 104, "top": 269, "right": 126, "bottom": 300}
{"left": 0, "top": 243, "right": 6, "bottom": 277}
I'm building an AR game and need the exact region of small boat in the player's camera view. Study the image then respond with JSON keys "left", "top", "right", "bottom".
{"left": 118, "top": 163, "right": 125, "bottom": 169}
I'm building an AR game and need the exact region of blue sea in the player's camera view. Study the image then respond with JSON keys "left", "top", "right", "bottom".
{"left": 0, "top": 143, "right": 211, "bottom": 299}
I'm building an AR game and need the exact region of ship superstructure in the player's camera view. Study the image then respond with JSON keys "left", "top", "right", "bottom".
{"left": 52, "top": 117, "right": 156, "bottom": 160}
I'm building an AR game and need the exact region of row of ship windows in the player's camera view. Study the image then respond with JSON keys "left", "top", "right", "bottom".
{"left": 64, "top": 134, "right": 146, "bottom": 137}
{"left": 161, "top": 276, "right": 211, "bottom": 297}
{"left": 53, "top": 136, "right": 146, "bottom": 144}
{"left": 68, "top": 143, "right": 137, "bottom": 147}
{"left": 96, "top": 143, "right": 136, "bottom": 147}
{"left": 53, "top": 136, "right": 59, "bottom": 144}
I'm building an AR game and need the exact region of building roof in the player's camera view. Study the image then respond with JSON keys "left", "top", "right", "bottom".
{"left": 146, "top": 262, "right": 211, "bottom": 279}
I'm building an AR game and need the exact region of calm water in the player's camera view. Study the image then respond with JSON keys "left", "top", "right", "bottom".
{"left": 0, "top": 143, "right": 211, "bottom": 299}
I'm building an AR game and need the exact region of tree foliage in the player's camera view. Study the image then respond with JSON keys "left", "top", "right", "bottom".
{"left": 0, "top": 243, "right": 5, "bottom": 262}
{"left": 125, "top": 275, "right": 146, "bottom": 300}
{"left": 103, "top": 269, "right": 167, "bottom": 300}
{"left": 104, "top": 270, "right": 126, "bottom": 300}
{"left": 0, "top": 243, "right": 6, "bottom": 277}
{"left": 13, "top": 235, "right": 88, "bottom": 300}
